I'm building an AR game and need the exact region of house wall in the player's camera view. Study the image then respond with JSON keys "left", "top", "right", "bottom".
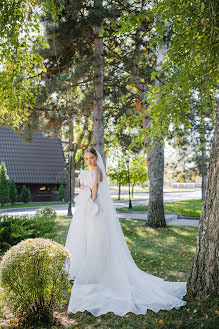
{"left": 16, "top": 184, "right": 66, "bottom": 202}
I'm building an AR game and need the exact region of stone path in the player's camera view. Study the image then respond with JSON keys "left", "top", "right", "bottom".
{"left": 112, "top": 189, "right": 201, "bottom": 206}
{"left": 0, "top": 203, "right": 199, "bottom": 227}
{"left": 117, "top": 211, "right": 199, "bottom": 227}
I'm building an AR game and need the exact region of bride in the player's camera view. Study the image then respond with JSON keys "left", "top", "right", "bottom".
{"left": 64, "top": 147, "right": 186, "bottom": 317}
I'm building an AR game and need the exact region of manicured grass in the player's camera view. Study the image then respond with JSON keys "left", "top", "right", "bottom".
{"left": 110, "top": 186, "right": 149, "bottom": 192}
{"left": 0, "top": 202, "right": 68, "bottom": 209}
{"left": 1, "top": 216, "right": 218, "bottom": 329}
{"left": 117, "top": 199, "right": 203, "bottom": 217}
{"left": 165, "top": 199, "right": 202, "bottom": 217}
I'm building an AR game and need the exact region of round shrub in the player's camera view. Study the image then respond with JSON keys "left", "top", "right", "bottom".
{"left": 0, "top": 238, "right": 71, "bottom": 325}
{"left": 35, "top": 206, "right": 57, "bottom": 219}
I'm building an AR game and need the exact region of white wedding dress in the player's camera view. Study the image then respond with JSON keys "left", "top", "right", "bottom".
{"left": 64, "top": 151, "right": 186, "bottom": 317}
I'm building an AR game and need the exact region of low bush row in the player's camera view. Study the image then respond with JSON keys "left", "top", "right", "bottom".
{"left": 0, "top": 207, "right": 57, "bottom": 253}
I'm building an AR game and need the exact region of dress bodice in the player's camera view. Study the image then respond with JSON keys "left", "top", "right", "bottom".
{"left": 74, "top": 169, "right": 101, "bottom": 217}
{"left": 79, "top": 169, "right": 100, "bottom": 189}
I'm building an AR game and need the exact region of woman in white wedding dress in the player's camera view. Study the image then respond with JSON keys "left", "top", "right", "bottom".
{"left": 64, "top": 147, "right": 187, "bottom": 317}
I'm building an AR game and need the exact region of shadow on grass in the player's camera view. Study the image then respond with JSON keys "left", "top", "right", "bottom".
{"left": 119, "top": 218, "right": 197, "bottom": 282}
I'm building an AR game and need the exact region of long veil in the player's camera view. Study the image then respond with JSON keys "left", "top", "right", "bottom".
{"left": 95, "top": 149, "right": 139, "bottom": 266}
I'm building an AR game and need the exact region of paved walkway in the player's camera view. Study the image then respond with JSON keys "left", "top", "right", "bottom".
{"left": 117, "top": 211, "right": 199, "bottom": 227}
{"left": 112, "top": 189, "right": 201, "bottom": 206}
{"left": 0, "top": 202, "right": 199, "bottom": 227}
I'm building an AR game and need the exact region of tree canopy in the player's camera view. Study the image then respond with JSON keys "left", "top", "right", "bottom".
{"left": 0, "top": 0, "right": 57, "bottom": 127}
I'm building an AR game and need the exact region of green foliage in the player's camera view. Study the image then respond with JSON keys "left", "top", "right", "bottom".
{"left": 0, "top": 0, "right": 59, "bottom": 126}
{"left": 20, "top": 185, "right": 30, "bottom": 203}
{"left": 130, "top": 155, "right": 148, "bottom": 185}
{"left": 147, "top": 0, "right": 218, "bottom": 138}
{"left": 108, "top": 160, "right": 128, "bottom": 186}
{"left": 0, "top": 162, "right": 9, "bottom": 206}
{"left": 0, "top": 214, "right": 57, "bottom": 252}
{"left": 108, "top": 1, "right": 217, "bottom": 142}
{"left": 0, "top": 238, "right": 71, "bottom": 325}
{"left": 8, "top": 179, "right": 18, "bottom": 204}
{"left": 108, "top": 155, "right": 148, "bottom": 196}
{"left": 35, "top": 206, "right": 57, "bottom": 219}
{"left": 58, "top": 184, "right": 65, "bottom": 201}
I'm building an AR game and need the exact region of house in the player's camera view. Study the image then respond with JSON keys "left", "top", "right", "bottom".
{"left": 0, "top": 127, "right": 67, "bottom": 201}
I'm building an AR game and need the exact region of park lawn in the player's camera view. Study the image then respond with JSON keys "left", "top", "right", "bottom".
{"left": 0, "top": 202, "right": 68, "bottom": 209}
{"left": 1, "top": 216, "right": 218, "bottom": 329}
{"left": 117, "top": 199, "right": 203, "bottom": 217}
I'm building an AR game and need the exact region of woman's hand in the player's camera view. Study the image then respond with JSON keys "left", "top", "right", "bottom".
{"left": 80, "top": 184, "right": 88, "bottom": 190}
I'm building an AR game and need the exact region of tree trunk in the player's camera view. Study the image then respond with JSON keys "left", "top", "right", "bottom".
{"left": 146, "top": 39, "right": 168, "bottom": 227}
{"left": 118, "top": 182, "right": 121, "bottom": 200}
{"left": 201, "top": 146, "right": 207, "bottom": 200}
{"left": 134, "top": 82, "right": 165, "bottom": 227}
{"left": 147, "top": 141, "right": 166, "bottom": 227}
{"left": 187, "top": 104, "right": 219, "bottom": 297}
{"left": 132, "top": 183, "right": 135, "bottom": 199}
{"left": 93, "top": 1, "right": 105, "bottom": 164}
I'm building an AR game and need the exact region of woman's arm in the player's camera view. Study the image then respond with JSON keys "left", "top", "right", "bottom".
{"left": 91, "top": 181, "right": 98, "bottom": 200}
{"left": 90, "top": 169, "right": 100, "bottom": 200}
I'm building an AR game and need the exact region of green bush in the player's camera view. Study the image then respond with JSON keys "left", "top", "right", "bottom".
{"left": 0, "top": 162, "right": 9, "bottom": 206}
{"left": 35, "top": 206, "right": 57, "bottom": 219}
{"left": 0, "top": 214, "right": 56, "bottom": 252}
{"left": 20, "top": 185, "right": 30, "bottom": 203}
{"left": 0, "top": 238, "right": 71, "bottom": 325}
{"left": 9, "top": 179, "right": 18, "bottom": 204}
{"left": 58, "top": 184, "right": 65, "bottom": 201}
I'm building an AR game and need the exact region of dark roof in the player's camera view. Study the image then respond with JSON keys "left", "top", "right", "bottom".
{"left": 0, "top": 127, "right": 67, "bottom": 184}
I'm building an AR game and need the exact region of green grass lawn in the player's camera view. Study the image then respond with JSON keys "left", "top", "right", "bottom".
{"left": 117, "top": 199, "right": 203, "bottom": 218}
{"left": 0, "top": 202, "right": 68, "bottom": 209}
{"left": 0, "top": 216, "right": 218, "bottom": 329}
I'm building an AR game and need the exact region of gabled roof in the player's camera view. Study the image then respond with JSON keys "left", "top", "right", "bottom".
{"left": 0, "top": 127, "right": 67, "bottom": 184}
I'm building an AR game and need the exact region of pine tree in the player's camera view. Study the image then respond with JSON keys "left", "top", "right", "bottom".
{"left": 0, "top": 162, "right": 9, "bottom": 206}
{"left": 58, "top": 184, "right": 65, "bottom": 201}
{"left": 9, "top": 179, "right": 18, "bottom": 204}
{"left": 20, "top": 185, "right": 30, "bottom": 203}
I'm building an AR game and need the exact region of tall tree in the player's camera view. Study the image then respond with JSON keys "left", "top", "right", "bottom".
{"left": 109, "top": 0, "right": 218, "bottom": 296}
{"left": 147, "top": 0, "right": 218, "bottom": 295}
{"left": 102, "top": 1, "right": 167, "bottom": 226}
{"left": 9, "top": 179, "right": 18, "bottom": 204}
{"left": 93, "top": 0, "right": 105, "bottom": 162}
{"left": 0, "top": 162, "right": 9, "bottom": 206}
{"left": 188, "top": 103, "right": 219, "bottom": 296}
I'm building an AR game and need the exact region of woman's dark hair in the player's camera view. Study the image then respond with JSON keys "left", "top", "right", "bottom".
{"left": 84, "top": 147, "right": 98, "bottom": 157}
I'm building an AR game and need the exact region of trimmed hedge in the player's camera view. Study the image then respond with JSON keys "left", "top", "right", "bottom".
{"left": 0, "top": 213, "right": 56, "bottom": 253}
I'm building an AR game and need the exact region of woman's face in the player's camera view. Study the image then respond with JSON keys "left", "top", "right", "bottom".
{"left": 84, "top": 152, "right": 98, "bottom": 168}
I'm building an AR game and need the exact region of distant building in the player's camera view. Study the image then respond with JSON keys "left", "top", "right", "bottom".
{"left": 0, "top": 127, "right": 67, "bottom": 201}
